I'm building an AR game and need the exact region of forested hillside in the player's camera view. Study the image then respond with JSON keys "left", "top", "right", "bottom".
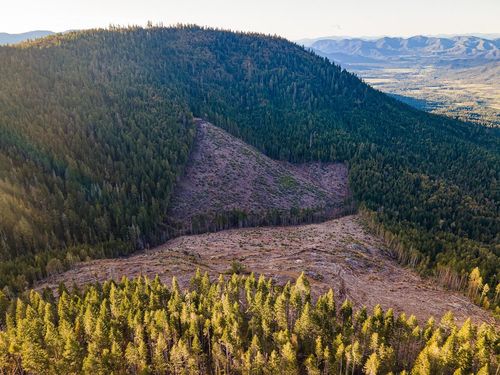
{"left": 0, "top": 26, "right": 498, "bottom": 297}
{"left": 0, "top": 273, "right": 497, "bottom": 374}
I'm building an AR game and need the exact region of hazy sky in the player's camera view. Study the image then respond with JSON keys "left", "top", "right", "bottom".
{"left": 2, "top": 0, "right": 499, "bottom": 39}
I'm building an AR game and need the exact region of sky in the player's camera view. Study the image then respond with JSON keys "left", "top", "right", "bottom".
{"left": 1, "top": 0, "right": 499, "bottom": 40}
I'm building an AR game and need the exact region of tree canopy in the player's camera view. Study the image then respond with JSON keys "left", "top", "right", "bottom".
{"left": 0, "top": 272, "right": 497, "bottom": 374}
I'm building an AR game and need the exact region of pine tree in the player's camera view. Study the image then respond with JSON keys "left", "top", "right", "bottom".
{"left": 83, "top": 342, "right": 103, "bottom": 374}
{"left": 364, "top": 352, "right": 380, "bottom": 375}
{"left": 62, "top": 331, "right": 83, "bottom": 374}
{"left": 281, "top": 341, "right": 298, "bottom": 374}
{"left": 0, "top": 274, "right": 496, "bottom": 373}
{"left": 305, "top": 354, "right": 321, "bottom": 375}
{"left": 0, "top": 291, "right": 8, "bottom": 327}
{"left": 20, "top": 341, "right": 49, "bottom": 374}
{"left": 152, "top": 333, "right": 168, "bottom": 373}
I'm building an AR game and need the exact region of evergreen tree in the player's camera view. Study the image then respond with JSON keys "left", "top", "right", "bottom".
{"left": 0, "top": 272, "right": 496, "bottom": 374}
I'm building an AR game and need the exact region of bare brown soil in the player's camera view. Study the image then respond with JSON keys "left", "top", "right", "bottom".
{"left": 36, "top": 215, "right": 494, "bottom": 325}
{"left": 167, "top": 120, "right": 350, "bottom": 233}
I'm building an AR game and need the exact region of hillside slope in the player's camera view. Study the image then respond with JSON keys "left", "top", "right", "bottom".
{"left": 167, "top": 120, "right": 350, "bottom": 234}
{"left": 0, "top": 26, "right": 498, "bottom": 295}
{"left": 36, "top": 215, "right": 493, "bottom": 325}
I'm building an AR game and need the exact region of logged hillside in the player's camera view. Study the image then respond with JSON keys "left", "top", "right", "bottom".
{"left": 0, "top": 26, "right": 498, "bottom": 296}
{"left": 37, "top": 215, "right": 493, "bottom": 325}
{"left": 167, "top": 120, "right": 350, "bottom": 235}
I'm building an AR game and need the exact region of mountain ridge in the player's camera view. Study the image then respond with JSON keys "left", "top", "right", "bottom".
{"left": 0, "top": 30, "right": 55, "bottom": 45}
{"left": 310, "top": 35, "right": 499, "bottom": 67}
{"left": 297, "top": 33, "right": 500, "bottom": 46}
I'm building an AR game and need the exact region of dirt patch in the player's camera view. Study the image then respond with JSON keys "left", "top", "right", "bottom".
{"left": 36, "top": 215, "right": 494, "bottom": 325}
{"left": 166, "top": 120, "right": 351, "bottom": 234}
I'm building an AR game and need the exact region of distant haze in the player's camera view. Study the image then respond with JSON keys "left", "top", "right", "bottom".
{"left": 0, "top": 0, "right": 499, "bottom": 40}
{"left": 296, "top": 33, "right": 500, "bottom": 46}
{"left": 0, "top": 30, "right": 54, "bottom": 45}
{"left": 308, "top": 35, "right": 500, "bottom": 68}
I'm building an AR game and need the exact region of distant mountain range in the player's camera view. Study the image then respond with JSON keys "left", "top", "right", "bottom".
{"left": 308, "top": 35, "right": 500, "bottom": 68}
{"left": 308, "top": 35, "right": 500, "bottom": 127}
{"left": 0, "top": 30, "right": 54, "bottom": 45}
{"left": 297, "top": 33, "right": 500, "bottom": 46}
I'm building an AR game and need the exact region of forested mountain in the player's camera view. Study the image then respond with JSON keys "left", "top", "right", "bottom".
{"left": 0, "top": 25, "right": 498, "bottom": 301}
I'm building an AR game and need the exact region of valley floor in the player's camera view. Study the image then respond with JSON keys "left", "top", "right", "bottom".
{"left": 356, "top": 65, "right": 500, "bottom": 127}
{"left": 36, "top": 215, "right": 494, "bottom": 325}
